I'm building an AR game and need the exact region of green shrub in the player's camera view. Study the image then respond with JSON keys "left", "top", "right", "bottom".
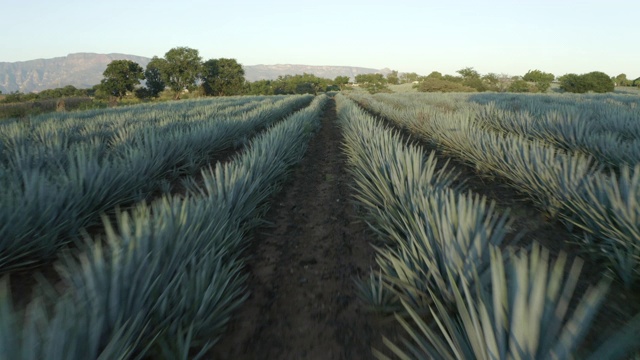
{"left": 414, "top": 78, "right": 476, "bottom": 93}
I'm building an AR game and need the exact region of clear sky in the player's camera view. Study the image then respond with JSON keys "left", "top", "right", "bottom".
{"left": 1, "top": 0, "right": 638, "bottom": 78}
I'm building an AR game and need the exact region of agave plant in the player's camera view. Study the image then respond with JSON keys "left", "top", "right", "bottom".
{"left": 561, "top": 164, "right": 640, "bottom": 287}
{"left": 355, "top": 92, "right": 640, "bottom": 287}
{"left": 374, "top": 189, "right": 511, "bottom": 312}
{"left": 0, "top": 94, "right": 314, "bottom": 273}
{"left": 0, "top": 95, "right": 328, "bottom": 359}
{"left": 337, "top": 95, "right": 509, "bottom": 313}
{"left": 380, "top": 244, "right": 612, "bottom": 360}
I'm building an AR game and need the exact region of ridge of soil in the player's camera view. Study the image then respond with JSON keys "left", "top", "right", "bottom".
{"left": 209, "top": 98, "right": 392, "bottom": 359}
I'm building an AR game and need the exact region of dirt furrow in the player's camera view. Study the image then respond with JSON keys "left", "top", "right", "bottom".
{"left": 210, "top": 98, "right": 387, "bottom": 359}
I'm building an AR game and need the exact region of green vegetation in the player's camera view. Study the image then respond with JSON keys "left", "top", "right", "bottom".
{"left": 415, "top": 78, "right": 476, "bottom": 92}
{"left": 1, "top": 85, "right": 92, "bottom": 103}
{"left": 400, "top": 72, "right": 420, "bottom": 83}
{"left": 343, "top": 92, "right": 640, "bottom": 358}
{"left": 559, "top": 71, "right": 615, "bottom": 93}
{"left": 386, "top": 70, "right": 399, "bottom": 85}
{"left": 355, "top": 73, "right": 390, "bottom": 94}
{"left": 0, "top": 95, "right": 328, "bottom": 359}
{"left": 333, "top": 75, "right": 350, "bottom": 90}
{"left": 244, "top": 73, "right": 335, "bottom": 95}
{"left": 4, "top": 46, "right": 630, "bottom": 121}
{"left": 507, "top": 78, "right": 537, "bottom": 92}
{"left": 142, "top": 56, "right": 167, "bottom": 98}
{"left": 0, "top": 80, "right": 638, "bottom": 359}
{"left": 161, "top": 47, "right": 203, "bottom": 99}
{"left": 409, "top": 67, "right": 622, "bottom": 94}
{"left": 99, "top": 59, "right": 145, "bottom": 102}
{"left": 0, "top": 85, "right": 98, "bottom": 119}
{"left": 349, "top": 91, "right": 640, "bottom": 287}
{"left": 613, "top": 73, "right": 631, "bottom": 86}
{"left": 522, "top": 69, "right": 555, "bottom": 92}
{"left": 0, "top": 95, "right": 313, "bottom": 272}
{"left": 201, "top": 58, "right": 245, "bottom": 96}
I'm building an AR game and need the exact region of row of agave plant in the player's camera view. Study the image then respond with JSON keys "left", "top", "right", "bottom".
{"left": 369, "top": 92, "right": 640, "bottom": 168}
{"left": 0, "top": 94, "right": 328, "bottom": 359}
{"left": 0, "top": 95, "right": 278, "bottom": 161}
{"left": 469, "top": 92, "right": 640, "bottom": 140}
{"left": 336, "top": 94, "right": 640, "bottom": 359}
{"left": 474, "top": 101, "right": 640, "bottom": 169}
{"left": 0, "top": 94, "right": 313, "bottom": 272}
{"left": 347, "top": 92, "right": 640, "bottom": 289}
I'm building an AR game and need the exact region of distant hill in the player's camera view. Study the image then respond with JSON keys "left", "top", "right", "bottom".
{"left": 0, "top": 53, "right": 390, "bottom": 93}
{"left": 0, "top": 53, "right": 151, "bottom": 93}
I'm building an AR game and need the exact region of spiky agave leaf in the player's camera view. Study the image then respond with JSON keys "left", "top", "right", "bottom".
{"left": 383, "top": 243, "right": 612, "bottom": 360}
{"left": 561, "top": 164, "right": 640, "bottom": 287}
{"left": 353, "top": 269, "right": 402, "bottom": 313}
{"left": 0, "top": 94, "right": 329, "bottom": 359}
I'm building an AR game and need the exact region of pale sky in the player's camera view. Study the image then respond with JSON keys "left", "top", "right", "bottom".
{"left": 1, "top": 0, "right": 638, "bottom": 78}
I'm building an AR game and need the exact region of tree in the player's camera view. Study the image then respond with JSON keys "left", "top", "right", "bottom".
{"left": 613, "top": 73, "right": 629, "bottom": 86}
{"left": 201, "top": 58, "right": 245, "bottom": 96}
{"left": 582, "top": 71, "right": 614, "bottom": 93}
{"left": 245, "top": 80, "right": 274, "bottom": 95}
{"left": 523, "top": 69, "right": 554, "bottom": 83}
{"left": 162, "top": 47, "right": 202, "bottom": 99}
{"left": 559, "top": 73, "right": 587, "bottom": 93}
{"left": 202, "top": 58, "right": 245, "bottom": 96}
{"left": 508, "top": 79, "right": 535, "bottom": 93}
{"left": 283, "top": 73, "right": 330, "bottom": 95}
{"left": 457, "top": 67, "right": 480, "bottom": 80}
{"left": 99, "top": 60, "right": 145, "bottom": 101}
{"left": 559, "top": 72, "right": 614, "bottom": 93}
{"left": 400, "top": 72, "right": 419, "bottom": 83}
{"left": 523, "top": 69, "right": 555, "bottom": 92}
{"left": 482, "top": 73, "right": 500, "bottom": 91}
{"left": 442, "top": 74, "right": 464, "bottom": 83}
{"left": 455, "top": 67, "right": 488, "bottom": 91}
{"left": 414, "top": 78, "right": 476, "bottom": 93}
{"left": 426, "top": 71, "right": 443, "bottom": 79}
{"left": 144, "top": 56, "right": 167, "bottom": 98}
{"left": 251, "top": 74, "right": 332, "bottom": 95}
{"left": 386, "top": 70, "right": 399, "bottom": 85}
{"left": 355, "top": 73, "right": 389, "bottom": 94}
{"left": 38, "top": 85, "right": 84, "bottom": 99}
{"left": 333, "top": 76, "right": 350, "bottom": 89}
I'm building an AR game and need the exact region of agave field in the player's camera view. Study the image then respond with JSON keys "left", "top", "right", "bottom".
{"left": 1, "top": 91, "right": 639, "bottom": 359}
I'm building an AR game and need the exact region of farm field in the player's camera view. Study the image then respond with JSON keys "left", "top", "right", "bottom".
{"left": 1, "top": 92, "right": 639, "bottom": 359}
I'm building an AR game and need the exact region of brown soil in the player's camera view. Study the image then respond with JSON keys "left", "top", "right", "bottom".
{"left": 209, "top": 98, "right": 393, "bottom": 359}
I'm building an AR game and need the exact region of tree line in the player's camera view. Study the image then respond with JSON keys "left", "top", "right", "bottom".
{"left": 410, "top": 68, "right": 627, "bottom": 94}
{"left": 0, "top": 85, "right": 93, "bottom": 104}
{"left": 98, "top": 47, "right": 246, "bottom": 102}
{"left": 98, "top": 46, "right": 355, "bottom": 103}
{"left": 2, "top": 46, "right": 636, "bottom": 104}
{"left": 330, "top": 68, "right": 630, "bottom": 95}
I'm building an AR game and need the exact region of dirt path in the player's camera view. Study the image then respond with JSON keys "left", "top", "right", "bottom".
{"left": 210, "top": 98, "right": 387, "bottom": 359}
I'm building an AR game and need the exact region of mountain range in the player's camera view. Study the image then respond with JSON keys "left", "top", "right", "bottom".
{"left": 0, "top": 53, "right": 390, "bottom": 93}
